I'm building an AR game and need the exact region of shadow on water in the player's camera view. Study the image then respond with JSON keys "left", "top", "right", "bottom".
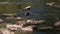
{"left": 33, "top": 30, "right": 60, "bottom": 34}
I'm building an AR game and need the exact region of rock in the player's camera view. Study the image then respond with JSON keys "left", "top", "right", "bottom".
{"left": 15, "top": 17, "right": 23, "bottom": 21}
{"left": 5, "top": 17, "right": 13, "bottom": 20}
{"left": 0, "top": 31, "right": 3, "bottom": 34}
{"left": 14, "top": 28, "right": 32, "bottom": 34}
{"left": 54, "top": 21, "right": 60, "bottom": 26}
{"left": 21, "top": 26, "right": 33, "bottom": 31}
{"left": 0, "top": 28, "right": 14, "bottom": 34}
{"left": 46, "top": 2, "right": 60, "bottom": 8}
{"left": 0, "top": 19, "right": 4, "bottom": 23}
{"left": 16, "top": 21, "right": 25, "bottom": 25}
{"left": 6, "top": 24, "right": 22, "bottom": 31}
{"left": 33, "top": 20, "right": 45, "bottom": 24}
{"left": 38, "top": 26, "right": 53, "bottom": 30}
{"left": 46, "top": 2, "right": 54, "bottom": 6}
{"left": 27, "top": 20, "right": 33, "bottom": 23}
{"left": 1, "top": 14, "right": 13, "bottom": 17}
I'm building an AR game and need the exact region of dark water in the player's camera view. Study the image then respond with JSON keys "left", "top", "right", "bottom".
{"left": 17, "top": 8, "right": 60, "bottom": 20}
{"left": 17, "top": 0, "right": 60, "bottom": 19}
{"left": 33, "top": 30, "right": 60, "bottom": 34}
{"left": 17, "top": 0, "right": 60, "bottom": 34}
{"left": 33, "top": 31, "right": 47, "bottom": 34}
{"left": 17, "top": 8, "right": 60, "bottom": 34}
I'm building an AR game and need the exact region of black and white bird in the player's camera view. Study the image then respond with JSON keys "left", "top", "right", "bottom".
{"left": 24, "top": 6, "right": 31, "bottom": 16}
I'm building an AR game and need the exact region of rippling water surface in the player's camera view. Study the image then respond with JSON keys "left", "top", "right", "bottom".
{"left": 17, "top": 0, "right": 60, "bottom": 34}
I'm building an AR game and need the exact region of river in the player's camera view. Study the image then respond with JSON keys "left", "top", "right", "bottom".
{"left": 17, "top": 0, "right": 60, "bottom": 34}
